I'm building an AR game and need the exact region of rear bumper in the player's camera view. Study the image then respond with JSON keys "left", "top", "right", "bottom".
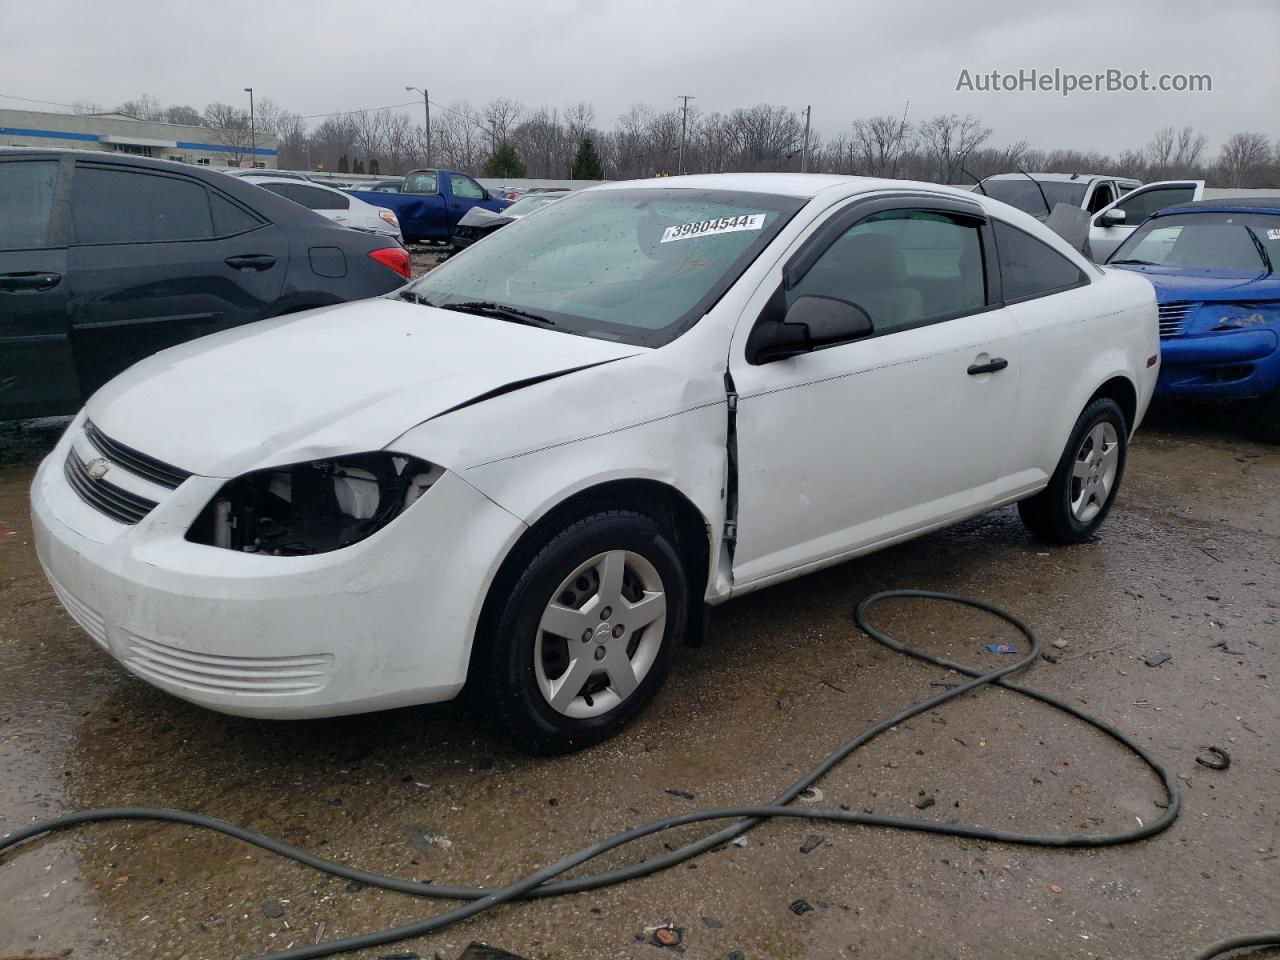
{"left": 1155, "top": 330, "right": 1280, "bottom": 400}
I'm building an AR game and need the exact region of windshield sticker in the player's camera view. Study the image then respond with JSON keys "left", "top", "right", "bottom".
{"left": 1267, "top": 228, "right": 1280, "bottom": 241}
{"left": 660, "top": 213, "right": 766, "bottom": 243}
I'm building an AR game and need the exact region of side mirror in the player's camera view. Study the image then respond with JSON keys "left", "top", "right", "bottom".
{"left": 1099, "top": 208, "right": 1126, "bottom": 227}
{"left": 482, "top": 189, "right": 493, "bottom": 201}
{"left": 746, "top": 295, "right": 874, "bottom": 365}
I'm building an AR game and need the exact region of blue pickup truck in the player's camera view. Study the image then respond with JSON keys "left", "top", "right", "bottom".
{"left": 346, "top": 169, "right": 510, "bottom": 244}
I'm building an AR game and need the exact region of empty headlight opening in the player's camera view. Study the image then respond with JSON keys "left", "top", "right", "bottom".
{"left": 187, "top": 453, "right": 442, "bottom": 555}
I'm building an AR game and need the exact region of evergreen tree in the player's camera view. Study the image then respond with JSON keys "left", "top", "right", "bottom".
{"left": 570, "top": 136, "right": 604, "bottom": 180}
{"left": 370, "top": 157, "right": 380, "bottom": 176}
{"left": 337, "top": 155, "right": 349, "bottom": 174}
{"left": 484, "top": 142, "right": 527, "bottom": 178}
{"left": 353, "top": 158, "right": 366, "bottom": 175}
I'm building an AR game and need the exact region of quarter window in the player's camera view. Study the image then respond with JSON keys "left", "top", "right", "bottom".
{"left": 449, "top": 174, "right": 485, "bottom": 200}
{"left": 72, "top": 167, "right": 214, "bottom": 244}
{"left": 789, "top": 210, "right": 987, "bottom": 334}
{"left": 210, "top": 192, "right": 262, "bottom": 236}
{"left": 992, "top": 220, "right": 1087, "bottom": 302}
{"left": 0, "top": 160, "right": 58, "bottom": 250}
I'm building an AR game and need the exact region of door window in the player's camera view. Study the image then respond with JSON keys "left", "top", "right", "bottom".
{"left": 1086, "top": 182, "right": 1115, "bottom": 214}
{"left": 1111, "top": 185, "right": 1198, "bottom": 225}
{"left": 0, "top": 161, "right": 59, "bottom": 250}
{"left": 73, "top": 167, "right": 214, "bottom": 243}
{"left": 449, "top": 174, "right": 485, "bottom": 200}
{"left": 992, "top": 220, "right": 1088, "bottom": 302}
{"left": 789, "top": 210, "right": 987, "bottom": 334}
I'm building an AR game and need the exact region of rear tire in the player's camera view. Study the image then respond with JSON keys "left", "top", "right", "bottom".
{"left": 475, "top": 509, "right": 688, "bottom": 754}
{"left": 1018, "top": 398, "right": 1128, "bottom": 544}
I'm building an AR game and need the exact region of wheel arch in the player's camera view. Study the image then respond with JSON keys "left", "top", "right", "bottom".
{"left": 465, "top": 478, "right": 714, "bottom": 687}
{"left": 1087, "top": 374, "right": 1139, "bottom": 436}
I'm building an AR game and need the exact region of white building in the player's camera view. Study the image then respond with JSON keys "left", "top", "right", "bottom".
{"left": 0, "top": 107, "right": 278, "bottom": 168}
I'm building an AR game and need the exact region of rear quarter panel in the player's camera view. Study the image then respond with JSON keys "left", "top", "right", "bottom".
{"left": 999, "top": 266, "right": 1157, "bottom": 497}
{"left": 347, "top": 190, "right": 446, "bottom": 241}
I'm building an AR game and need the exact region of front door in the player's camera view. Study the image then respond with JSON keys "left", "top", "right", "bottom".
{"left": 66, "top": 161, "right": 288, "bottom": 397}
{"left": 728, "top": 197, "right": 1020, "bottom": 588}
{"left": 0, "top": 154, "right": 80, "bottom": 418}
{"left": 1089, "top": 180, "right": 1205, "bottom": 261}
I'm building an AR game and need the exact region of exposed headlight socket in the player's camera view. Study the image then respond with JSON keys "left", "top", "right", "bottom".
{"left": 187, "top": 453, "right": 442, "bottom": 556}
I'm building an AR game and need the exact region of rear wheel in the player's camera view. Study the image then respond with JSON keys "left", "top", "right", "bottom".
{"left": 1018, "top": 398, "right": 1128, "bottom": 544}
{"left": 476, "top": 509, "right": 688, "bottom": 753}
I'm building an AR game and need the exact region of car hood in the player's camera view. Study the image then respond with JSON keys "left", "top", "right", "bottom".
{"left": 1108, "top": 264, "right": 1280, "bottom": 302}
{"left": 456, "top": 206, "right": 510, "bottom": 228}
{"left": 87, "top": 298, "right": 644, "bottom": 478}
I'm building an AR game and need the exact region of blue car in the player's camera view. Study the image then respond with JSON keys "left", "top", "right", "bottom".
{"left": 1107, "top": 198, "right": 1280, "bottom": 441}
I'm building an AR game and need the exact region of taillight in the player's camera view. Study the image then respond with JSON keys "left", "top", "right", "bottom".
{"left": 369, "top": 246, "right": 410, "bottom": 279}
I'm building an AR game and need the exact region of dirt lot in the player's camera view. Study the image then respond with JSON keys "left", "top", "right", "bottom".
{"left": 1, "top": 407, "right": 1276, "bottom": 960}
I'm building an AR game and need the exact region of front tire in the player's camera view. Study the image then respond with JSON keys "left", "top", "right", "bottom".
{"left": 476, "top": 509, "right": 688, "bottom": 754}
{"left": 1018, "top": 398, "right": 1128, "bottom": 544}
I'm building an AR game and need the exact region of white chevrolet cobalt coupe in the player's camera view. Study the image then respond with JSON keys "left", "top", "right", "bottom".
{"left": 33, "top": 174, "right": 1159, "bottom": 752}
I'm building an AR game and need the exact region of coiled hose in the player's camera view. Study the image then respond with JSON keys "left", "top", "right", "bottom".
{"left": 3, "top": 590, "right": 1275, "bottom": 960}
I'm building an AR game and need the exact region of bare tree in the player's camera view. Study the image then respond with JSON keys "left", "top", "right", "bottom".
{"left": 917, "top": 113, "right": 991, "bottom": 184}
{"left": 71, "top": 100, "right": 104, "bottom": 115}
{"left": 203, "top": 102, "right": 254, "bottom": 165}
{"left": 163, "top": 105, "right": 203, "bottom": 127}
{"left": 115, "top": 94, "right": 165, "bottom": 121}
{"left": 1217, "top": 132, "right": 1272, "bottom": 187}
{"left": 481, "top": 98, "right": 524, "bottom": 155}
{"left": 850, "top": 114, "right": 914, "bottom": 177}
{"left": 1146, "top": 125, "right": 1208, "bottom": 178}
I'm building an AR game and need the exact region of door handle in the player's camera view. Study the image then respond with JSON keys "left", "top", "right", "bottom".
{"left": 224, "top": 255, "right": 277, "bottom": 271}
{"left": 967, "top": 357, "right": 1009, "bottom": 376}
{"left": 0, "top": 271, "right": 61, "bottom": 292}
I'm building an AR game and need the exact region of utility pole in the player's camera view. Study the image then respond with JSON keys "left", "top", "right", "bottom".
{"left": 406, "top": 86, "right": 431, "bottom": 167}
{"left": 800, "top": 104, "right": 811, "bottom": 173}
{"left": 676, "top": 94, "right": 695, "bottom": 175}
{"left": 243, "top": 87, "right": 255, "bottom": 169}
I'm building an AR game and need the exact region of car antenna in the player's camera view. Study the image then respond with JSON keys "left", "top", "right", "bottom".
{"left": 1018, "top": 168, "right": 1053, "bottom": 216}
{"left": 962, "top": 167, "right": 988, "bottom": 196}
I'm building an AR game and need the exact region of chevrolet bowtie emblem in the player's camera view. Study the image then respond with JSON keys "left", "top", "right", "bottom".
{"left": 86, "top": 457, "right": 110, "bottom": 480}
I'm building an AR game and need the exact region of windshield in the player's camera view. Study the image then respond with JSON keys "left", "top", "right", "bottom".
{"left": 504, "top": 195, "right": 563, "bottom": 216}
{"left": 980, "top": 179, "right": 1088, "bottom": 216}
{"left": 404, "top": 187, "right": 805, "bottom": 347}
{"left": 1109, "top": 211, "right": 1279, "bottom": 272}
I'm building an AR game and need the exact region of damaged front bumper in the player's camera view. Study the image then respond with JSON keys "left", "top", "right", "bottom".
{"left": 31, "top": 423, "right": 526, "bottom": 719}
{"left": 1155, "top": 329, "right": 1280, "bottom": 401}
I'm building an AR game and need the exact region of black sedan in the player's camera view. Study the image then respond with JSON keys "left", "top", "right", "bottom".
{"left": 0, "top": 150, "right": 411, "bottom": 420}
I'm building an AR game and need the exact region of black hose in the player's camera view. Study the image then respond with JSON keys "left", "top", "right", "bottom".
{"left": 1189, "top": 934, "right": 1280, "bottom": 959}
{"left": 0, "top": 590, "right": 1256, "bottom": 960}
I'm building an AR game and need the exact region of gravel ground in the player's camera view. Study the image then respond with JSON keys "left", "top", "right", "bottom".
{"left": 1, "top": 405, "right": 1276, "bottom": 960}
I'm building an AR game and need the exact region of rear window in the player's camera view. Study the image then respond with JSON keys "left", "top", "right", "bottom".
{"left": 981, "top": 179, "right": 1088, "bottom": 217}
{"left": 270, "top": 183, "right": 349, "bottom": 211}
{"left": 73, "top": 167, "right": 214, "bottom": 243}
{"left": 0, "top": 160, "right": 58, "bottom": 250}
{"left": 403, "top": 171, "right": 438, "bottom": 194}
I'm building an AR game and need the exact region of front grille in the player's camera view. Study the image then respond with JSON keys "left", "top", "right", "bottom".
{"left": 85, "top": 420, "right": 191, "bottom": 489}
{"left": 64, "top": 448, "right": 158, "bottom": 524}
{"left": 1158, "top": 301, "right": 1196, "bottom": 338}
{"left": 124, "top": 633, "right": 333, "bottom": 696}
{"left": 42, "top": 562, "right": 108, "bottom": 650}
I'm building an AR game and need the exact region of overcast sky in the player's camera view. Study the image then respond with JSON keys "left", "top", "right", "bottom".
{"left": 1, "top": 0, "right": 1276, "bottom": 153}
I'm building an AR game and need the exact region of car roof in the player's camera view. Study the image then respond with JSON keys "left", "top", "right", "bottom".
{"left": 983, "top": 172, "right": 1136, "bottom": 185}
{"left": 1154, "top": 197, "right": 1280, "bottom": 217}
{"left": 590, "top": 172, "right": 981, "bottom": 200}
{"left": 244, "top": 175, "right": 338, "bottom": 190}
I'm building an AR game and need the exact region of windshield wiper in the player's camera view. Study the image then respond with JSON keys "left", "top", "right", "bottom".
{"left": 1243, "top": 226, "right": 1274, "bottom": 273}
{"left": 1109, "top": 258, "right": 1160, "bottom": 266}
{"left": 439, "top": 300, "right": 559, "bottom": 329}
